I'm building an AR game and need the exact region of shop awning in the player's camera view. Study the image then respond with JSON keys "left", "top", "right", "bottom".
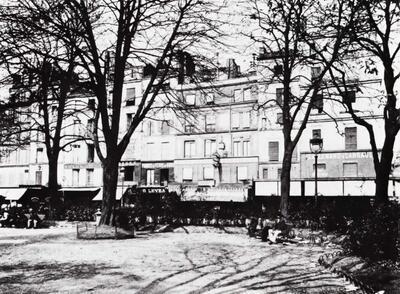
{"left": 92, "top": 187, "right": 128, "bottom": 201}
{"left": 0, "top": 188, "right": 28, "bottom": 201}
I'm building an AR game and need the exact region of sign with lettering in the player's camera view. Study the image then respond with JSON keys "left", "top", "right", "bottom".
{"left": 316, "top": 151, "right": 372, "bottom": 160}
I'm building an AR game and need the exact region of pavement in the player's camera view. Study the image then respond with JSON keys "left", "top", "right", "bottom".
{"left": 0, "top": 226, "right": 362, "bottom": 293}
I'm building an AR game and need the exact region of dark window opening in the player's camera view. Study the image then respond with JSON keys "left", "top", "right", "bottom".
{"left": 262, "top": 168, "right": 268, "bottom": 179}
{"left": 87, "top": 144, "right": 95, "bottom": 162}
{"left": 124, "top": 166, "right": 135, "bottom": 181}
{"left": 312, "top": 129, "right": 321, "bottom": 138}
{"left": 160, "top": 169, "right": 169, "bottom": 185}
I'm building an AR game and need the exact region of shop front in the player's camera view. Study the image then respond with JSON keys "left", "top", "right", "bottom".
{"left": 140, "top": 161, "right": 174, "bottom": 186}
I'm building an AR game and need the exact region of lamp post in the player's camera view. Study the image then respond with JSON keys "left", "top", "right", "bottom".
{"left": 309, "top": 137, "right": 323, "bottom": 207}
{"left": 120, "top": 167, "right": 125, "bottom": 206}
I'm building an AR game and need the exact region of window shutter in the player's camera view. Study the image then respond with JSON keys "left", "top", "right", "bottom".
{"left": 269, "top": 141, "right": 279, "bottom": 161}
{"left": 345, "top": 127, "right": 357, "bottom": 150}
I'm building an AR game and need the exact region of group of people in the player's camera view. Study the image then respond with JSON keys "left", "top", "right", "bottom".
{"left": 247, "top": 215, "right": 294, "bottom": 244}
{"left": 0, "top": 206, "right": 41, "bottom": 228}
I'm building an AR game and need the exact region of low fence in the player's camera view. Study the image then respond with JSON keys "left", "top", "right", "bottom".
{"left": 76, "top": 222, "right": 118, "bottom": 239}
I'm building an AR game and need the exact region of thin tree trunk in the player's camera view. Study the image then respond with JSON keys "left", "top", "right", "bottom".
{"left": 99, "top": 158, "right": 119, "bottom": 225}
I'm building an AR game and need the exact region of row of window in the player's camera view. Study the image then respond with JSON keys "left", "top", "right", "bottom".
{"left": 274, "top": 87, "right": 356, "bottom": 110}
{"left": 266, "top": 127, "right": 357, "bottom": 162}
{"left": 313, "top": 127, "right": 357, "bottom": 150}
{"left": 261, "top": 162, "right": 359, "bottom": 180}
{"left": 7, "top": 126, "right": 359, "bottom": 165}
{"left": 122, "top": 67, "right": 356, "bottom": 108}
{"left": 138, "top": 120, "right": 171, "bottom": 136}
{"left": 145, "top": 142, "right": 171, "bottom": 159}
{"left": 184, "top": 111, "right": 252, "bottom": 134}
{"left": 184, "top": 87, "right": 257, "bottom": 105}
{"left": 182, "top": 166, "right": 249, "bottom": 182}
{"left": 313, "top": 162, "right": 359, "bottom": 177}
{"left": 131, "top": 112, "right": 252, "bottom": 137}
{"left": 72, "top": 168, "right": 94, "bottom": 186}
{"left": 184, "top": 139, "right": 251, "bottom": 158}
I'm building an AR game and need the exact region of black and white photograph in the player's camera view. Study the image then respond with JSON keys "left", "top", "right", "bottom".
{"left": 0, "top": 0, "right": 400, "bottom": 293}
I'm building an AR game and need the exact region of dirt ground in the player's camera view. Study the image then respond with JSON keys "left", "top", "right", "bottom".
{"left": 0, "top": 226, "right": 361, "bottom": 294}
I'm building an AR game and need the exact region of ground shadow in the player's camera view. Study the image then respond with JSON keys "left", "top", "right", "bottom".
{"left": 0, "top": 262, "right": 131, "bottom": 293}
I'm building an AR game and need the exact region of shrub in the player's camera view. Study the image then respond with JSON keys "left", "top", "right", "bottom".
{"left": 114, "top": 207, "right": 136, "bottom": 230}
{"left": 343, "top": 202, "right": 400, "bottom": 261}
{"left": 65, "top": 206, "right": 96, "bottom": 222}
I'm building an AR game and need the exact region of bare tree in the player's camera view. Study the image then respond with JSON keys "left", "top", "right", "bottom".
{"left": 324, "top": 0, "right": 400, "bottom": 203}
{"left": 0, "top": 7, "right": 89, "bottom": 216}
{"left": 248, "top": 0, "right": 355, "bottom": 218}
{"left": 3, "top": 0, "right": 225, "bottom": 224}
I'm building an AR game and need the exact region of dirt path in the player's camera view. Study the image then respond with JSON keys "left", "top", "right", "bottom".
{"left": 0, "top": 227, "right": 360, "bottom": 293}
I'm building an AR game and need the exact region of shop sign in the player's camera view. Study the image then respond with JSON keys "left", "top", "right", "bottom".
{"left": 142, "top": 162, "right": 173, "bottom": 169}
{"left": 305, "top": 151, "right": 372, "bottom": 160}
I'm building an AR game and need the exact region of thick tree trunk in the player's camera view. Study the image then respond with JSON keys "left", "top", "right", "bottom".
{"left": 48, "top": 153, "right": 60, "bottom": 219}
{"left": 280, "top": 149, "right": 293, "bottom": 220}
{"left": 99, "top": 158, "right": 119, "bottom": 225}
{"left": 375, "top": 135, "right": 396, "bottom": 203}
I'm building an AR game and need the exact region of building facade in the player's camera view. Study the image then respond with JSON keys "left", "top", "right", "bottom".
{"left": 0, "top": 52, "right": 400, "bottom": 203}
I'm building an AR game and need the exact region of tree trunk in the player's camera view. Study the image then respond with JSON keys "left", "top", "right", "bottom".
{"left": 48, "top": 153, "right": 60, "bottom": 219}
{"left": 375, "top": 135, "right": 396, "bottom": 203}
{"left": 280, "top": 149, "right": 293, "bottom": 220}
{"left": 99, "top": 158, "right": 119, "bottom": 225}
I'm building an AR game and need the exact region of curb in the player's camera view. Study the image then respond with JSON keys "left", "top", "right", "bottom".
{"left": 318, "top": 251, "right": 380, "bottom": 294}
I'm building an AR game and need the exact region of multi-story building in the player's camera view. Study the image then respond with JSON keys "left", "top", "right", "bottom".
{"left": 1, "top": 51, "right": 400, "bottom": 205}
